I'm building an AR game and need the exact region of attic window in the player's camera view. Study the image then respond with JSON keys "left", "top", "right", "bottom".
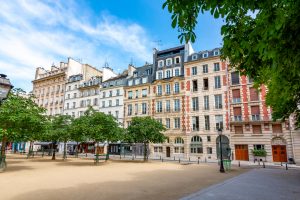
{"left": 214, "top": 50, "right": 220, "bottom": 56}
{"left": 203, "top": 52, "right": 208, "bottom": 58}
{"left": 192, "top": 54, "right": 198, "bottom": 60}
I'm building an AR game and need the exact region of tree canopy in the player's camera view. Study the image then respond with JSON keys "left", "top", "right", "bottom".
{"left": 163, "top": 0, "right": 300, "bottom": 126}
{"left": 127, "top": 116, "right": 166, "bottom": 161}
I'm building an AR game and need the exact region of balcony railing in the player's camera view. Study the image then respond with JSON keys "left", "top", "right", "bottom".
{"left": 233, "top": 98, "right": 241, "bottom": 103}
{"left": 234, "top": 115, "right": 242, "bottom": 121}
{"left": 252, "top": 114, "right": 260, "bottom": 121}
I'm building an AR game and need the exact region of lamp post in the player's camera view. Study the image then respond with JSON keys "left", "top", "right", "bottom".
{"left": 218, "top": 128, "right": 225, "bottom": 173}
{"left": 0, "top": 74, "right": 13, "bottom": 171}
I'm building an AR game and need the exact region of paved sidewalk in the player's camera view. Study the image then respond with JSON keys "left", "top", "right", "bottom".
{"left": 182, "top": 168, "right": 300, "bottom": 200}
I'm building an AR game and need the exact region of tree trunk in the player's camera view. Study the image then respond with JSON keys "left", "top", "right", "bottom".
{"left": 75, "top": 142, "right": 79, "bottom": 158}
{"left": 52, "top": 142, "right": 56, "bottom": 160}
{"left": 95, "top": 142, "right": 99, "bottom": 165}
{"left": 143, "top": 142, "right": 148, "bottom": 162}
{"left": 27, "top": 141, "right": 33, "bottom": 159}
{"left": 0, "top": 136, "right": 7, "bottom": 170}
{"left": 63, "top": 141, "right": 67, "bottom": 160}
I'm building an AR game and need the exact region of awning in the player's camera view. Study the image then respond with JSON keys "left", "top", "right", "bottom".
{"left": 34, "top": 142, "right": 52, "bottom": 145}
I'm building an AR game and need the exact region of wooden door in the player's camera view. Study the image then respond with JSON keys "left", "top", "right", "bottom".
{"left": 235, "top": 145, "right": 249, "bottom": 161}
{"left": 166, "top": 147, "right": 170, "bottom": 157}
{"left": 272, "top": 145, "right": 287, "bottom": 162}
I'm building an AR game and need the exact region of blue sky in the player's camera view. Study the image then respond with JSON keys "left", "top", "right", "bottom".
{"left": 0, "top": 0, "right": 224, "bottom": 92}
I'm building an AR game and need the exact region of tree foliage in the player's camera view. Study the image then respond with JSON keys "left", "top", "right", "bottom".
{"left": 163, "top": 0, "right": 300, "bottom": 126}
{"left": 127, "top": 117, "right": 166, "bottom": 161}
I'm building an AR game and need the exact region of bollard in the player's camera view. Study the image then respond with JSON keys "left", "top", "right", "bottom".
{"left": 160, "top": 156, "right": 161, "bottom": 160}
{"left": 174, "top": 156, "right": 175, "bottom": 161}
{"left": 205, "top": 157, "right": 207, "bottom": 163}
{"left": 281, "top": 162, "right": 283, "bottom": 166}
{"left": 179, "top": 158, "right": 181, "bottom": 163}
{"left": 120, "top": 154, "right": 121, "bottom": 159}
{"left": 238, "top": 161, "right": 240, "bottom": 167}
{"left": 162, "top": 158, "right": 164, "bottom": 162}
{"left": 86, "top": 153, "right": 87, "bottom": 157}
{"left": 132, "top": 156, "right": 134, "bottom": 160}
{"left": 286, "top": 163, "right": 288, "bottom": 170}
{"left": 263, "top": 161, "right": 265, "bottom": 168}
{"left": 258, "top": 160, "right": 260, "bottom": 166}
{"left": 198, "top": 157, "right": 200, "bottom": 164}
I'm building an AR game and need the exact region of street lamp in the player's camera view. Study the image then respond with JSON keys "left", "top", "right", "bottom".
{"left": 0, "top": 74, "right": 13, "bottom": 171}
{"left": 218, "top": 128, "right": 225, "bottom": 173}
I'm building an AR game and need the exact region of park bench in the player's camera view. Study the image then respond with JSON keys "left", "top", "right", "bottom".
{"left": 94, "top": 154, "right": 109, "bottom": 164}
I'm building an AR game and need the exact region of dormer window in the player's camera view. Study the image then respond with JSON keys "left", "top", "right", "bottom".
{"left": 175, "top": 57, "right": 180, "bottom": 64}
{"left": 135, "top": 79, "right": 140, "bottom": 85}
{"left": 158, "top": 60, "right": 164, "bottom": 68}
{"left": 128, "top": 80, "right": 133, "bottom": 86}
{"left": 133, "top": 72, "right": 138, "bottom": 78}
{"left": 203, "top": 52, "right": 208, "bottom": 58}
{"left": 192, "top": 54, "right": 198, "bottom": 60}
{"left": 214, "top": 50, "right": 220, "bottom": 56}
{"left": 142, "top": 77, "right": 147, "bottom": 83}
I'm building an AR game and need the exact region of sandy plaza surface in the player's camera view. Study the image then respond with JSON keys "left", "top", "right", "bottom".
{"left": 0, "top": 154, "right": 247, "bottom": 200}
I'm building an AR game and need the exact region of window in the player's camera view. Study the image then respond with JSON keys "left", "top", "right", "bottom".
{"left": 154, "top": 147, "right": 163, "bottom": 153}
{"left": 174, "top": 118, "right": 180, "bottom": 129}
{"left": 174, "top": 82, "right": 180, "bottom": 93}
{"left": 158, "top": 72, "right": 163, "bottom": 79}
{"left": 192, "top": 66, "right": 197, "bottom": 75}
{"left": 135, "top": 104, "right": 138, "bottom": 115}
{"left": 156, "top": 101, "right": 162, "bottom": 113}
{"left": 109, "top": 91, "right": 112, "bottom": 97}
{"left": 128, "top": 104, "right": 132, "bottom": 116}
{"left": 142, "top": 103, "right": 147, "bottom": 114}
{"left": 190, "top": 136, "right": 203, "bottom": 153}
{"left": 251, "top": 106, "right": 260, "bottom": 120}
{"left": 214, "top": 94, "right": 222, "bottom": 109}
{"left": 166, "top": 118, "right": 170, "bottom": 129}
{"left": 166, "top": 100, "right": 171, "bottom": 112}
{"left": 215, "top": 115, "right": 223, "bottom": 130}
{"left": 192, "top": 97, "right": 199, "bottom": 111}
{"left": 207, "top": 136, "right": 211, "bottom": 142}
{"left": 142, "top": 89, "right": 147, "bottom": 97}
{"left": 142, "top": 77, "right": 147, "bottom": 83}
{"left": 128, "top": 80, "right": 133, "bottom": 86}
{"left": 157, "top": 85, "right": 162, "bottom": 95}
{"left": 175, "top": 68, "right": 180, "bottom": 76}
{"left": 116, "top": 89, "right": 120, "bottom": 96}
{"left": 174, "top": 147, "right": 184, "bottom": 153}
{"left": 174, "top": 99, "right": 180, "bottom": 111}
{"left": 214, "top": 76, "right": 221, "bottom": 88}
{"left": 214, "top": 50, "right": 220, "bottom": 56}
{"left": 158, "top": 60, "right": 163, "bottom": 68}
{"left": 235, "top": 126, "right": 243, "bottom": 134}
{"left": 166, "top": 70, "right": 171, "bottom": 78}
{"left": 214, "top": 63, "right": 220, "bottom": 71}
{"left": 157, "top": 118, "right": 162, "bottom": 124}
{"left": 72, "top": 102, "right": 76, "bottom": 108}
{"left": 73, "top": 93, "right": 77, "bottom": 98}
{"left": 87, "top": 99, "right": 91, "bottom": 106}
{"left": 192, "top": 117, "right": 200, "bottom": 131}
{"left": 175, "top": 137, "right": 184, "bottom": 144}
{"left": 135, "top": 90, "right": 139, "bottom": 98}
{"left": 102, "top": 92, "right": 106, "bottom": 98}
{"left": 192, "top": 80, "right": 198, "bottom": 92}
{"left": 175, "top": 57, "right": 180, "bottom": 64}
{"left": 207, "top": 147, "right": 212, "bottom": 154}
{"left": 203, "top": 64, "right": 208, "bottom": 73}
{"left": 233, "top": 107, "right": 242, "bottom": 121}
{"left": 204, "top": 115, "right": 210, "bottom": 130}
{"left": 135, "top": 79, "right": 140, "bottom": 85}
{"left": 67, "top": 94, "right": 70, "bottom": 99}
{"left": 203, "top": 52, "right": 208, "bottom": 58}
{"left": 116, "top": 99, "right": 119, "bottom": 106}
{"left": 128, "top": 91, "right": 133, "bottom": 99}
{"left": 68, "top": 86, "right": 71, "bottom": 91}
{"left": 204, "top": 96, "right": 209, "bottom": 110}
{"left": 115, "top": 111, "right": 119, "bottom": 119}
{"left": 192, "top": 54, "right": 198, "bottom": 60}
{"left": 232, "top": 89, "right": 241, "bottom": 103}
{"left": 166, "top": 59, "right": 172, "bottom": 66}
{"left": 272, "top": 124, "right": 283, "bottom": 133}
{"left": 231, "top": 72, "right": 240, "bottom": 85}
{"left": 109, "top": 100, "right": 112, "bottom": 107}
{"left": 66, "top": 103, "right": 69, "bottom": 109}
{"left": 253, "top": 145, "right": 265, "bottom": 150}
{"left": 166, "top": 84, "right": 171, "bottom": 94}
{"left": 203, "top": 78, "right": 209, "bottom": 90}
{"left": 93, "top": 98, "right": 98, "bottom": 106}
{"left": 250, "top": 87, "right": 259, "bottom": 101}
{"left": 253, "top": 125, "right": 262, "bottom": 134}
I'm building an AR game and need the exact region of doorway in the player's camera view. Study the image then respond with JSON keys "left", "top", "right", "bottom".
{"left": 235, "top": 145, "right": 249, "bottom": 161}
{"left": 272, "top": 145, "right": 287, "bottom": 162}
{"left": 166, "top": 147, "right": 170, "bottom": 157}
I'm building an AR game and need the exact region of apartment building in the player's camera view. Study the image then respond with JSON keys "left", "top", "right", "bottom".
{"left": 100, "top": 70, "right": 128, "bottom": 125}
{"left": 185, "top": 48, "right": 230, "bottom": 160}
{"left": 32, "top": 58, "right": 84, "bottom": 115}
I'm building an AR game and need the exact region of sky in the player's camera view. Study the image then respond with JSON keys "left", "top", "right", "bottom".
{"left": 0, "top": 0, "right": 224, "bottom": 92}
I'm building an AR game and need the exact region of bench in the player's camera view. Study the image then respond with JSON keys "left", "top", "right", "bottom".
{"left": 94, "top": 154, "right": 109, "bottom": 164}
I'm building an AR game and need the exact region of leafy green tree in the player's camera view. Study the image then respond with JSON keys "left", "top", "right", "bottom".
{"left": 83, "top": 107, "right": 122, "bottom": 164}
{"left": 127, "top": 116, "right": 166, "bottom": 161}
{"left": 46, "top": 115, "right": 73, "bottom": 160}
{"left": 69, "top": 117, "right": 89, "bottom": 158}
{"left": 0, "top": 90, "right": 46, "bottom": 170}
{"left": 163, "top": 0, "right": 300, "bottom": 126}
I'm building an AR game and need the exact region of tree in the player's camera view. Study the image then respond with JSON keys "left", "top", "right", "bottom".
{"left": 82, "top": 107, "right": 122, "bottom": 164}
{"left": 163, "top": 0, "right": 300, "bottom": 126}
{"left": 46, "top": 115, "right": 73, "bottom": 160}
{"left": 69, "top": 117, "right": 89, "bottom": 158}
{"left": 127, "top": 117, "right": 166, "bottom": 161}
{"left": 0, "top": 90, "right": 46, "bottom": 170}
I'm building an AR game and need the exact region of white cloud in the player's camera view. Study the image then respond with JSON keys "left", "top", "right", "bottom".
{"left": 0, "top": 0, "right": 153, "bottom": 92}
